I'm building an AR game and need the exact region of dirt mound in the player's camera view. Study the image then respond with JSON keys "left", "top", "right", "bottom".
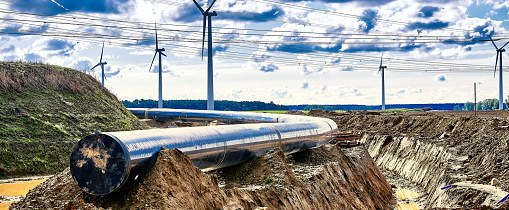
{"left": 0, "top": 62, "right": 146, "bottom": 178}
{"left": 11, "top": 149, "right": 226, "bottom": 209}
{"left": 214, "top": 149, "right": 297, "bottom": 188}
{"left": 12, "top": 144, "right": 395, "bottom": 209}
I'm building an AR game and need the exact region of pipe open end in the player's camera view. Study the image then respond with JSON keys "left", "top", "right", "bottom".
{"left": 70, "top": 133, "right": 129, "bottom": 195}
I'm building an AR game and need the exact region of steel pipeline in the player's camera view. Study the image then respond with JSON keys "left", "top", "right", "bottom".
{"left": 70, "top": 108, "right": 338, "bottom": 195}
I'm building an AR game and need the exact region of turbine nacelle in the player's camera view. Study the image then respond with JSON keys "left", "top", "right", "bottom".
{"left": 205, "top": 11, "right": 218, "bottom": 16}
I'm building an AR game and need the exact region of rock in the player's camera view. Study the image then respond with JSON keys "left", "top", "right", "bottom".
{"left": 439, "top": 132, "right": 450, "bottom": 139}
{"left": 491, "top": 178, "right": 499, "bottom": 186}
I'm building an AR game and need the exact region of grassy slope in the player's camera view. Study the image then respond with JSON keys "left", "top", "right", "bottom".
{"left": 0, "top": 62, "right": 146, "bottom": 178}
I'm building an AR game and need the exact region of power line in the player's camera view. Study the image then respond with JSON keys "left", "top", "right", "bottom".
{"left": 1, "top": 21, "right": 504, "bottom": 70}
{"left": 1, "top": 3, "right": 504, "bottom": 39}
{"left": 252, "top": 0, "right": 483, "bottom": 33}
{"left": 0, "top": 29, "right": 500, "bottom": 73}
{"left": 1, "top": 9, "right": 498, "bottom": 40}
{"left": 0, "top": 2, "right": 504, "bottom": 72}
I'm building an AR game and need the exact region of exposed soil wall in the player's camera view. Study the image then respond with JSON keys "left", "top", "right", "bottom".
{"left": 11, "top": 143, "right": 395, "bottom": 209}
{"left": 310, "top": 110, "right": 509, "bottom": 208}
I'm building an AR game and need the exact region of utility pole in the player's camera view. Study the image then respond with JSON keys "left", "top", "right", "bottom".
{"left": 474, "top": 82, "right": 477, "bottom": 117}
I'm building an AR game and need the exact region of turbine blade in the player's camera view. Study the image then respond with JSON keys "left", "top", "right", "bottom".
{"left": 205, "top": 0, "right": 217, "bottom": 13}
{"left": 100, "top": 42, "right": 104, "bottom": 63}
{"left": 201, "top": 16, "right": 206, "bottom": 60}
{"left": 49, "top": 0, "right": 68, "bottom": 10}
{"left": 490, "top": 37, "right": 499, "bottom": 50}
{"left": 501, "top": 41, "right": 509, "bottom": 49}
{"left": 192, "top": 0, "right": 205, "bottom": 14}
{"left": 149, "top": 52, "right": 157, "bottom": 72}
{"left": 495, "top": 51, "right": 499, "bottom": 78}
{"left": 154, "top": 22, "right": 158, "bottom": 50}
{"left": 91, "top": 63, "right": 100, "bottom": 71}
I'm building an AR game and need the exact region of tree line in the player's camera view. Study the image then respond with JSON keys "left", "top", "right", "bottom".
{"left": 123, "top": 99, "right": 480, "bottom": 111}
{"left": 456, "top": 99, "right": 507, "bottom": 111}
{"left": 122, "top": 99, "right": 288, "bottom": 111}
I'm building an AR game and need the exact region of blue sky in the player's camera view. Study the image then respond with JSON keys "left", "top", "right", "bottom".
{"left": 0, "top": 0, "right": 508, "bottom": 105}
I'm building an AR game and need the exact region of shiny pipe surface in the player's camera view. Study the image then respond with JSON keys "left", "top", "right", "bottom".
{"left": 70, "top": 108, "right": 337, "bottom": 195}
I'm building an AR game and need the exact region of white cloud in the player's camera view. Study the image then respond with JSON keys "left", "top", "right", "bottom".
{"left": 1, "top": 0, "right": 507, "bottom": 105}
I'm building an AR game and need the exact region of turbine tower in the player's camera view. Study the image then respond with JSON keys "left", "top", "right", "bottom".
{"left": 149, "top": 23, "right": 166, "bottom": 108}
{"left": 91, "top": 42, "right": 107, "bottom": 86}
{"left": 490, "top": 37, "right": 509, "bottom": 110}
{"left": 192, "top": 0, "right": 217, "bottom": 110}
{"left": 379, "top": 52, "right": 387, "bottom": 110}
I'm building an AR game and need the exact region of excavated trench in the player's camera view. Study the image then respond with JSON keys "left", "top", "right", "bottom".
{"left": 309, "top": 110, "right": 509, "bottom": 209}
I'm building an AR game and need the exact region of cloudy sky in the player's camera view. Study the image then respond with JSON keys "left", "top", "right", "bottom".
{"left": 0, "top": 0, "right": 508, "bottom": 105}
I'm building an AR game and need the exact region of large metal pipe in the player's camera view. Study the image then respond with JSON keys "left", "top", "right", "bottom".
{"left": 70, "top": 108, "right": 338, "bottom": 195}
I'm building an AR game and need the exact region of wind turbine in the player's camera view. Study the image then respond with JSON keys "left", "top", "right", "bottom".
{"left": 91, "top": 42, "right": 107, "bottom": 86}
{"left": 379, "top": 52, "right": 387, "bottom": 110}
{"left": 490, "top": 37, "right": 509, "bottom": 110}
{"left": 149, "top": 23, "right": 166, "bottom": 109}
{"left": 192, "top": 0, "right": 217, "bottom": 110}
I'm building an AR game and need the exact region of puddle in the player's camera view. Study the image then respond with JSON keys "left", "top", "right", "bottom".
{"left": 382, "top": 170, "right": 426, "bottom": 210}
{"left": 395, "top": 189, "right": 420, "bottom": 200}
{"left": 0, "top": 179, "right": 46, "bottom": 196}
{"left": 396, "top": 203, "right": 419, "bottom": 210}
{"left": 0, "top": 202, "right": 13, "bottom": 210}
{"left": 0, "top": 178, "right": 47, "bottom": 210}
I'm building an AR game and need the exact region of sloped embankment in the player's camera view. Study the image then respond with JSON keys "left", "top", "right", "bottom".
{"left": 317, "top": 110, "right": 509, "bottom": 208}
{"left": 12, "top": 143, "right": 395, "bottom": 209}
{"left": 0, "top": 62, "right": 146, "bottom": 178}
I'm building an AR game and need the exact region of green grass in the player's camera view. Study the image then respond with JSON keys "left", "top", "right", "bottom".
{"left": 248, "top": 108, "right": 422, "bottom": 114}
{"left": 247, "top": 110, "right": 312, "bottom": 114}
{"left": 247, "top": 110, "right": 289, "bottom": 114}
{"left": 375, "top": 108, "right": 422, "bottom": 113}
{"left": 264, "top": 177, "right": 274, "bottom": 184}
{"left": 0, "top": 61, "right": 147, "bottom": 178}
